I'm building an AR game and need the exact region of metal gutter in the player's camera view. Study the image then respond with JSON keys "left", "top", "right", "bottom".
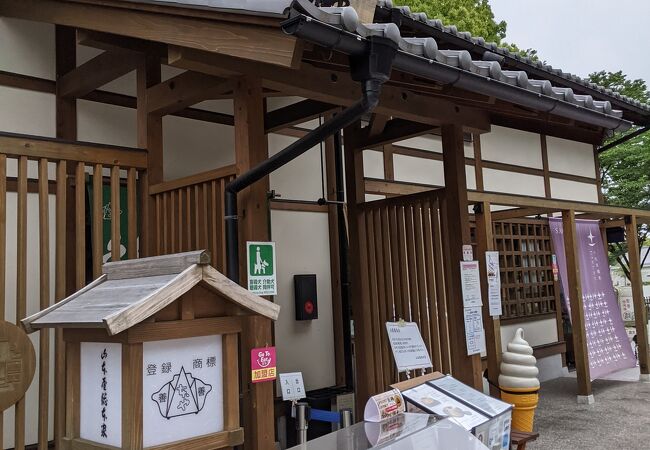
{"left": 598, "top": 126, "right": 650, "bottom": 154}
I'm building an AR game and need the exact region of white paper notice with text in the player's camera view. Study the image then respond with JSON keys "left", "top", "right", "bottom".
{"left": 460, "top": 261, "right": 482, "bottom": 308}
{"left": 485, "top": 251, "right": 503, "bottom": 317}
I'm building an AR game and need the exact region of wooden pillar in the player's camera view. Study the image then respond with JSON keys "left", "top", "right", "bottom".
{"left": 626, "top": 215, "right": 650, "bottom": 379}
{"left": 475, "top": 201, "right": 502, "bottom": 396}
{"left": 55, "top": 25, "right": 77, "bottom": 450}
{"left": 344, "top": 121, "right": 377, "bottom": 414}
{"left": 137, "top": 56, "right": 162, "bottom": 257}
{"left": 233, "top": 77, "right": 273, "bottom": 450}
{"left": 561, "top": 210, "right": 593, "bottom": 402}
{"left": 233, "top": 76, "right": 270, "bottom": 283}
{"left": 440, "top": 124, "right": 483, "bottom": 389}
{"left": 241, "top": 316, "right": 274, "bottom": 450}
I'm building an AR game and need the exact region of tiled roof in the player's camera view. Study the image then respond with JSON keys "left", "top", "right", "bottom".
{"left": 375, "top": 0, "right": 650, "bottom": 114}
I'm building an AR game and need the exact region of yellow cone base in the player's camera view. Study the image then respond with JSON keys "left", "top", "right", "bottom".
{"left": 500, "top": 387, "right": 539, "bottom": 433}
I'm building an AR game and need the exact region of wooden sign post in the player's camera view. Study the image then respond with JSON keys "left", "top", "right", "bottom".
{"left": 22, "top": 250, "right": 280, "bottom": 450}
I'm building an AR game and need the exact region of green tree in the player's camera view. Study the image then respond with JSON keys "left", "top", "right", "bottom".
{"left": 592, "top": 70, "right": 650, "bottom": 280}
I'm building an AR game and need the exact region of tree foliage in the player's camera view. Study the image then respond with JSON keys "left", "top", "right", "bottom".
{"left": 591, "top": 70, "right": 650, "bottom": 279}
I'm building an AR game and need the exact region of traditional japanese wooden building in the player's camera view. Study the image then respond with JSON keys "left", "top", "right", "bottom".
{"left": 0, "top": 0, "right": 649, "bottom": 449}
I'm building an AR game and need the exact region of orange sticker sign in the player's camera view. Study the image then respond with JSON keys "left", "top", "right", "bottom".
{"left": 251, "top": 347, "right": 276, "bottom": 384}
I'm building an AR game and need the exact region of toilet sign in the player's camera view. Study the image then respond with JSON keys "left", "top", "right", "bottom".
{"left": 246, "top": 242, "right": 277, "bottom": 296}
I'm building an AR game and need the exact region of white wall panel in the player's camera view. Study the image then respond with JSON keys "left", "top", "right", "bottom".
{"left": 363, "top": 150, "right": 384, "bottom": 179}
{"left": 77, "top": 100, "right": 137, "bottom": 148}
{"left": 546, "top": 136, "right": 596, "bottom": 178}
{"left": 271, "top": 210, "right": 336, "bottom": 392}
{"left": 163, "top": 115, "right": 234, "bottom": 181}
{"left": 0, "top": 18, "right": 54, "bottom": 79}
{"left": 396, "top": 134, "right": 442, "bottom": 152}
{"left": 393, "top": 154, "right": 444, "bottom": 186}
{"left": 466, "top": 165, "right": 477, "bottom": 190}
{"left": 550, "top": 178, "right": 599, "bottom": 203}
{"left": 501, "top": 318, "right": 558, "bottom": 351}
{"left": 482, "top": 168, "right": 545, "bottom": 197}
{"left": 480, "top": 126, "right": 543, "bottom": 169}
{"left": 268, "top": 133, "right": 325, "bottom": 202}
{"left": 0, "top": 87, "right": 55, "bottom": 137}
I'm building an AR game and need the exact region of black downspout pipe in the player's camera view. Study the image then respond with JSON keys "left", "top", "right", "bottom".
{"left": 225, "top": 31, "right": 399, "bottom": 283}
{"left": 333, "top": 129, "right": 354, "bottom": 390}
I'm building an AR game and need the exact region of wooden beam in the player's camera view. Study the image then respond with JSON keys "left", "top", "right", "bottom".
{"left": 367, "top": 114, "right": 390, "bottom": 138}
{"left": 0, "top": 0, "right": 301, "bottom": 68}
{"left": 58, "top": 49, "right": 140, "bottom": 99}
{"left": 626, "top": 215, "right": 650, "bottom": 377}
{"left": 441, "top": 124, "right": 484, "bottom": 389}
{"left": 561, "top": 210, "right": 592, "bottom": 400}
{"left": 353, "top": 118, "right": 436, "bottom": 149}
{"left": 475, "top": 201, "right": 502, "bottom": 397}
{"left": 77, "top": 29, "right": 167, "bottom": 59}
{"left": 147, "top": 71, "right": 233, "bottom": 116}
{"left": 168, "top": 46, "right": 492, "bottom": 132}
{"left": 364, "top": 178, "right": 436, "bottom": 197}
{"left": 264, "top": 99, "right": 337, "bottom": 134}
{"left": 541, "top": 134, "right": 551, "bottom": 198}
{"left": 0, "top": 70, "right": 55, "bottom": 93}
{"left": 491, "top": 207, "right": 553, "bottom": 221}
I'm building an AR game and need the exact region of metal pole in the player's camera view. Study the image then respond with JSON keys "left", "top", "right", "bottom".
{"left": 340, "top": 409, "right": 353, "bottom": 428}
{"left": 295, "top": 402, "right": 309, "bottom": 444}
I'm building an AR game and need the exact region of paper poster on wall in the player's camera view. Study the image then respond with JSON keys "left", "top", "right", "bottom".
{"left": 142, "top": 335, "right": 223, "bottom": 447}
{"left": 460, "top": 261, "right": 482, "bottom": 308}
{"left": 80, "top": 342, "right": 122, "bottom": 447}
{"left": 464, "top": 307, "right": 486, "bottom": 355}
{"left": 247, "top": 241, "right": 277, "bottom": 295}
{"left": 385, "top": 322, "right": 433, "bottom": 373}
{"left": 485, "top": 251, "right": 503, "bottom": 317}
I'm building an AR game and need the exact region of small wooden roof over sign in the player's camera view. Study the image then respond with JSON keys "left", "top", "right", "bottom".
{"left": 22, "top": 250, "right": 280, "bottom": 336}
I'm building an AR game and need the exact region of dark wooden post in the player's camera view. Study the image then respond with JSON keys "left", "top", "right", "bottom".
{"left": 136, "top": 56, "right": 162, "bottom": 257}
{"left": 344, "top": 121, "right": 378, "bottom": 415}
{"left": 233, "top": 76, "right": 274, "bottom": 450}
{"left": 441, "top": 124, "right": 483, "bottom": 390}
{"left": 475, "top": 200, "right": 502, "bottom": 396}
{"left": 625, "top": 215, "right": 650, "bottom": 380}
{"left": 561, "top": 209, "right": 593, "bottom": 402}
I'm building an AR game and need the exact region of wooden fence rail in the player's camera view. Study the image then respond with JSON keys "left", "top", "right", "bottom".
{"left": 149, "top": 165, "right": 236, "bottom": 272}
{"left": 0, "top": 133, "right": 146, "bottom": 450}
{"left": 357, "top": 189, "right": 452, "bottom": 392}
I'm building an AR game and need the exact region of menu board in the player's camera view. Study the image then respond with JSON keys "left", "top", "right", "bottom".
{"left": 429, "top": 376, "right": 511, "bottom": 418}
{"left": 402, "top": 384, "right": 489, "bottom": 431}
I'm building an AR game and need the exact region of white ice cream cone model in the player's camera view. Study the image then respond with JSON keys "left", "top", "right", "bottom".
{"left": 498, "top": 328, "right": 540, "bottom": 432}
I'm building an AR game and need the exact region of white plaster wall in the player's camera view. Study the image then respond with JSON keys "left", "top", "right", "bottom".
{"left": 270, "top": 210, "right": 336, "bottom": 391}
{"left": 77, "top": 100, "right": 137, "bottom": 147}
{"left": 0, "top": 87, "right": 56, "bottom": 137}
{"left": 0, "top": 18, "right": 54, "bottom": 79}
{"left": 393, "top": 154, "right": 444, "bottom": 186}
{"left": 501, "top": 318, "right": 558, "bottom": 351}
{"left": 546, "top": 136, "right": 596, "bottom": 178}
{"left": 480, "top": 126, "right": 543, "bottom": 169}
{"left": 363, "top": 150, "right": 384, "bottom": 179}
{"left": 482, "top": 168, "right": 546, "bottom": 197}
{"left": 268, "top": 133, "right": 326, "bottom": 202}
{"left": 550, "top": 179, "right": 599, "bottom": 203}
{"left": 397, "top": 134, "right": 443, "bottom": 152}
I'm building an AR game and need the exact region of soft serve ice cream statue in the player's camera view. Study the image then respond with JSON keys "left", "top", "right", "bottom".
{"left": 498, "top": 328, "right": 540, "bottom": 432}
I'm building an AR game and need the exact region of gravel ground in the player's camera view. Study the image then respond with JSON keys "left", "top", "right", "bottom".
{"left": 528, "top": 376, "right": 650, "bottom": 450}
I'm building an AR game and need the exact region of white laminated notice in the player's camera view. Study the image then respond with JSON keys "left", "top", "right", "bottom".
{"left": 386, "top": 322, "right": 433, "bottom": 373}
{"left": 460, "top": 261, "right": 482, "bottom": 308}
{"left": 486, "top": 251, "right": 503, "bottom": 317}
{"left": 364, "top": 389, "right": 406, "bottom": 422}
{"left": 464, "top": 306, "right": 486, "bottom": 355}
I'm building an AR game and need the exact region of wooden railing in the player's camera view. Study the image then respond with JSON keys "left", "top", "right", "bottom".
{"left": 149, "top": 165, "right": 236, "bottom": 272}
{"left": 0, "top": 132, "right": 146, "bottom": 449}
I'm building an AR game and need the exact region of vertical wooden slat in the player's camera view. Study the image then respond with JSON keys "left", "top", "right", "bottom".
{"left": 186, "top": 187, "right": 192, "bottom": 250}
{"left": 364, "top": 210, "right": 384, "bottom": 389}
{"left": 38, "top": 159, "right": 50, "bottom": 450}
{"left": 194, "top": 184, "right": 202, "bottom": 248}
{"left": 422, "top": 198, "right": 443, "bottom": 370}
{"left": 432, "top": 199, "right": 451, "bottom": 374}
{"left": 372, "top": 207, "right": 391, "bottom": 388}
{"left": 75, "top": 162, "right": 86, "bottom": 290}
{"left": 155, "top": 194, "right": 162, "bottom": 256}
{"left": 65, "top": 342, "right": 81, "bottom": 439}
{"left": 388, "top": 205, "right": 403, "bottom": 322}
{"left": 0, "top": 155, "right": 5, "bottom": 446}
{"left": 127, "top": 168, "right": 137, "bottom": 259}
{"left": 201, "top": 183, "right": 209, "bottom": 249}
{"left": 379, "top": 206, "right": 397, "bottom": 382}
{"left": 396, "top": 206, "right": 410, "bottom": 320}
{"left": 162, "top": 192, "right": 169, "bottom": 254}
{"left": 220, "top": 179, "right": 227, "bottom": 272}
{"left": 92, "top": 164, "right": 103, "bottom": 278}
{"left": 413, "top": 203, "right": 432, "bottom": 360}
{"left": 404, "top": 205, "right": 422, "bottom": 339}
{"left": 223, "top": 334, "right": 240, "bottom": 430}
{"left": 15, "top": 155, "right": 27, "bottom": 450}
{"left": 111, "top": 166, "right": 121, "bottom": 262}
{"left": 178, "top": 188, "right": 185, "bottom": 252}
{"left": 210, "top": 181, "right": 219, "bottom": 269}
{"left": 170, "top": 190, "right": 177, "bottom": 253}
{"left": 54, "top": 160, "right": 67, "bottom": 449}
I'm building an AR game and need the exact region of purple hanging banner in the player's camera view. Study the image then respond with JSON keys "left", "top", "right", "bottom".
{"left": 549, "top": 218, "right": 635, "bottom": 380}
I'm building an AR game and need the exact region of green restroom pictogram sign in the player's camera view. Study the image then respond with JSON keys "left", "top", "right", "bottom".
{"left": 246, "top": 242, "right": 277, "bottom": 296}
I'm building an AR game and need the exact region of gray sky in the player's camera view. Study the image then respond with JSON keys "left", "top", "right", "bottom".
{"left": 489, "top": 0, "right": 650, "bottom": 84}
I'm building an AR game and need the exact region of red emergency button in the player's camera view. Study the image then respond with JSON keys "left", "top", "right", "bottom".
{"left": 304, "top": 300, "right": 314, "bottom": 315}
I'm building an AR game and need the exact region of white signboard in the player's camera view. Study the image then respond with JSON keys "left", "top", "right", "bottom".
{"left": 247, "top": 241, "right": 277, "bottom": 295}
{"left": 485, "top": 251, "right": 503, "bottom": 317}
{"left": 143, "top": 335, "right": 223, "bottom": 447}
{"left": 80, "top": 342, "right": 122, "bottom": 447}
{"left": 460, "top": 261, "right": 482, "bottom": 308}
{"left": 464, "top": 307, "right": 486, "bottom": 355}
{"left": 386, "top": 322, "right": 433, "bottom": 372}
{"left": 279, "top": 372, "right": 305, "bottom": 401}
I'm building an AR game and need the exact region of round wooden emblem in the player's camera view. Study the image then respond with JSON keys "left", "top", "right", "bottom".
{"left": 0, "top": 320, "right": 36, "bottom": 412}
